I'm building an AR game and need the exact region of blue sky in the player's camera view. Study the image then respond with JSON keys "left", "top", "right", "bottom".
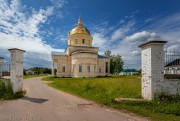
{"left": 0, "top": 0, "right": 180, "bottom": 69}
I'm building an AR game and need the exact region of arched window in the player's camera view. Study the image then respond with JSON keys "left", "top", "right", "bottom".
{"left": 99, "top": 68, "right": 101, "bottom": 73}
{"left": 106, "top": 62, "right": 108, "bottom": 73}
{"left": 79, "top": 65, "right": 82, "bottom": 72}
{"left": 82, "top": 39, "right": 85, "bottom": 44}
{"left": 75, "top": 38, "right": 78, "bottom": 44}
{"left": 88, "top": 40, "right": 90, "bottom": 45}
{"left": 87, "top": 65, "right": 90, "bottom": 72}
{"left": 62, "top": 66, "right": 65, "bottom": 72}
{"left": 70, "top": 40, "right": 71, "bottom": 44}
{"left": 94, "top": 65, "right": 97, "bottom": 73}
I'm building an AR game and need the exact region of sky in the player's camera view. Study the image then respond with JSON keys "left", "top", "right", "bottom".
{"left": 0, "top": 0, "right": 180, "bottom": 69}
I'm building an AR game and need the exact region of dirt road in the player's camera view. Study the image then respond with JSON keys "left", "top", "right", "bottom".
{"left": 0, "top": 77, "right": 148, "bottom": 121}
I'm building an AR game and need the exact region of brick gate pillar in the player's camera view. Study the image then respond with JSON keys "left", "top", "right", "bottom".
{"left": 138, "top": 41, "right": 167, "bottom": 100}
{"left": 9, "top": 48, "right": 25, "bottom": 93}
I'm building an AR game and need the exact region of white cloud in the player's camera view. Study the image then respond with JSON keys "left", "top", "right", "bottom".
{"left": 125, "top": 31, "right": 159, "bottom": 42}
{"left": 0, "top": 0, "right": 64, "bottom": 68}
{"left": 129, "top": 51, "right": 140, "bottom": 56}
{"left": 92, "top": 22, "right": 160, "bottom": 69}
{"left": 147, "top": 12, "right": 180, "bottom": 53}
{"left": 50, "top": 0, "right": 65, "bottom": 8}
{"left": 92, "top": 33, "right": 110, "bottom": 53}
{"left": 167, "top": 45, "right": 180, "bottom": 51}
{"left": 144, "top": 16, "right": 161, "bottom": 23}
{"left": 91, "top": 12, "right": 180, "bottom": 69}
{"left": 111, "top": 21, "right": 134, "bottom": 40}
{"left": 131, "top": 10, "right": 140, "bottom": 15}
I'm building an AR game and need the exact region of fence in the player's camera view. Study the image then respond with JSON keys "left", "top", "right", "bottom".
{"left": 0, "top": 61, "right": 10, "bottom": 77}
{"left": 164, "top": 50, "right": 180, "bottom": 79}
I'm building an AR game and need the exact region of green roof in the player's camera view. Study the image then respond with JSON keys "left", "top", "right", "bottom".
{"left": 121, "top": 69, "right": 138, "bottom": 72}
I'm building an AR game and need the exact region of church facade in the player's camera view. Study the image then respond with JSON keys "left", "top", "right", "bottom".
{"left": 51, "top": 18, "right": 110, "bottom": 77}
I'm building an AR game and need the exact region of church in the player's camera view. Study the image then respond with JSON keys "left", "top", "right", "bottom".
{"left": 51, "top": 18, "right": 110, "bottom": 77}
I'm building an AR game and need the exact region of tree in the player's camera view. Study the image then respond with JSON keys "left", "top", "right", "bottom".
{"left": 104, "top": 50, "right": 111, "bottom": 57}
{"left": 30, "top": 67, "right": 51, "bottom": 75}
{"left": 105, "top": 50, "right": 124, "bottom": 74}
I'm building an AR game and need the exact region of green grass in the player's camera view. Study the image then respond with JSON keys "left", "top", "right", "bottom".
{"left": 24, "top": 74, "right": 47, "bottom": 79}
{"left": 0, "top": 79, "right": 25, "bottom": 100}
{"left": 42, "top": 76, "right": 180, "bottom": 121}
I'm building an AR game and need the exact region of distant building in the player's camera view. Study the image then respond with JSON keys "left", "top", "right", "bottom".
{"left": 51, "top": 18, "right": 110, "bottom": 77}
{"left": 164, "top": 59, "right": 180, "bottom": 74}
{"left": 25, "top": 69, "right": 35, "bottom": 75}
{"left": 119, "top": 69, "right": 139, "bottom": 75}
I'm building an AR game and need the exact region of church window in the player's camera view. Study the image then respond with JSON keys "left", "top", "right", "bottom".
{"left": 94, "top": 66, "right": 97, "bottom": 73}
{"left": 75, "top": 38, "right": 78, "bottom": 44}
{"left": 70, "top": 40, "right": 71, "bottom": 44}
{"left": 62, "top": 66, "right": 65, "bottom": 72}
{"left": 89, "top": 40, "right": 90, "bottom": 45}
{"left": 87, "top": 66, "right": 90, "bottom": 72}
{"left": 82, "top": 39, "right": 85, "bottom": 44}
{"left": 99, "top": 68, "right": 101, "bottom": 73}
{"left": 79, "top": 65, "right": 82, "bottom": 72}
{"left": 106, "top": 62, "right": 108, "bottom": 73}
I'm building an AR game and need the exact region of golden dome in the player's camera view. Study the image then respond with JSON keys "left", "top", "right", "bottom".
{"left": 69, "top": 18, "right": 91, "bottom": 36}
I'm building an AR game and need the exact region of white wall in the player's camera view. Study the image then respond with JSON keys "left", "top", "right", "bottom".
{"left": 163, "top": 79, "right": 180, "bottom": 95}
{"left": 140, "top": 41, "right": 180, "bottom": 100}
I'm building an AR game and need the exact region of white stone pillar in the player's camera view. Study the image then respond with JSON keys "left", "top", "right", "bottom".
{"left": 138, "top": 41, "right": 167, "bottom": 100}
{"left": 8, "top": 48, "right": 25, "bottom": 93}
{"left": 51, "top": 61, "right": 54, "bottom": 76}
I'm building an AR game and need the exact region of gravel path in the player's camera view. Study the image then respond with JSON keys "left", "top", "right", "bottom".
{"left": 0, "top": 77, "right": 148, "bottom": 121}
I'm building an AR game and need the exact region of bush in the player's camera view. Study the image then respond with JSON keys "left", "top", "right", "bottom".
{"left": 0, "top": 79, "right": 25, "bottom": 100}
{"left": 152, "top": 93, "right": 180, "bottom": 116}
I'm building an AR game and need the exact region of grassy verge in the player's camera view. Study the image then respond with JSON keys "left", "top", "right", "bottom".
{"left": 24, "top": 74, "right": 47, "bottom": 79}
{"left": 42, "top": 76, "right": 180, "bottom": 121}
{"left": 0, "top": 79, "right": 25, "bottom": 100}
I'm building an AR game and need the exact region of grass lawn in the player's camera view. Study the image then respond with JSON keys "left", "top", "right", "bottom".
{"left": 24, "top": 74, "right": 47, "bottom": 79}
{"left": 42, "top": 75, "right": 180, "bottom": 121}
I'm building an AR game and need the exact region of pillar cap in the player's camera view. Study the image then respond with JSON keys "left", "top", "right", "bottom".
{"left": 138, "top": 40, "right": 167, "bottom": 48}
{"left": 8, "top": 48, "right": 26, "bottom": 52}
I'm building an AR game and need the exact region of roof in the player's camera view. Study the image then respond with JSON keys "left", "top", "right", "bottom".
{"left": 121, "top": 69, "right": 138, "bottom": 72}
{"left": 138, "top": 40, "right": 167, "bottom": 48}
{"left": 165, "top": 59, "right": 180, "bottom": 67}
{"left": 51, "top": 51, "right": 65, "bottom": 56}
{"left": 69, "top": 18, "right": 91, "bottom": 36}
{"left": 8, "top": 48, "right": 26, "bottom": 52}
{"left": 98, "top": 55, "right": 109, "bottom": 59}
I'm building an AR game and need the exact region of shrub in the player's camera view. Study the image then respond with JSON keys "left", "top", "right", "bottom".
{"left": 0, "top": 79, "right": 25, "bottom": 100}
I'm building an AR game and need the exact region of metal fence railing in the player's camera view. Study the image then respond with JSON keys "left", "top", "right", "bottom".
{"left": 164, "top": 50, "right": 180, "bottom": 77}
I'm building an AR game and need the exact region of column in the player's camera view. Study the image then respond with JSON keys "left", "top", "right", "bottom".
{"left": 8, "top": 48, "right": 25, "bottom": 93}
{"left": 51, "top": 61, "right": 54, "bottom": 76}
{"left": 138, "top": 41, "right": 167, "bottom": 100}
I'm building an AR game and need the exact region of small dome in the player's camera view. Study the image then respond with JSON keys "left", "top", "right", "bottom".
{"left": 69, "top": 18, "right": 91, "bottom": 36}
